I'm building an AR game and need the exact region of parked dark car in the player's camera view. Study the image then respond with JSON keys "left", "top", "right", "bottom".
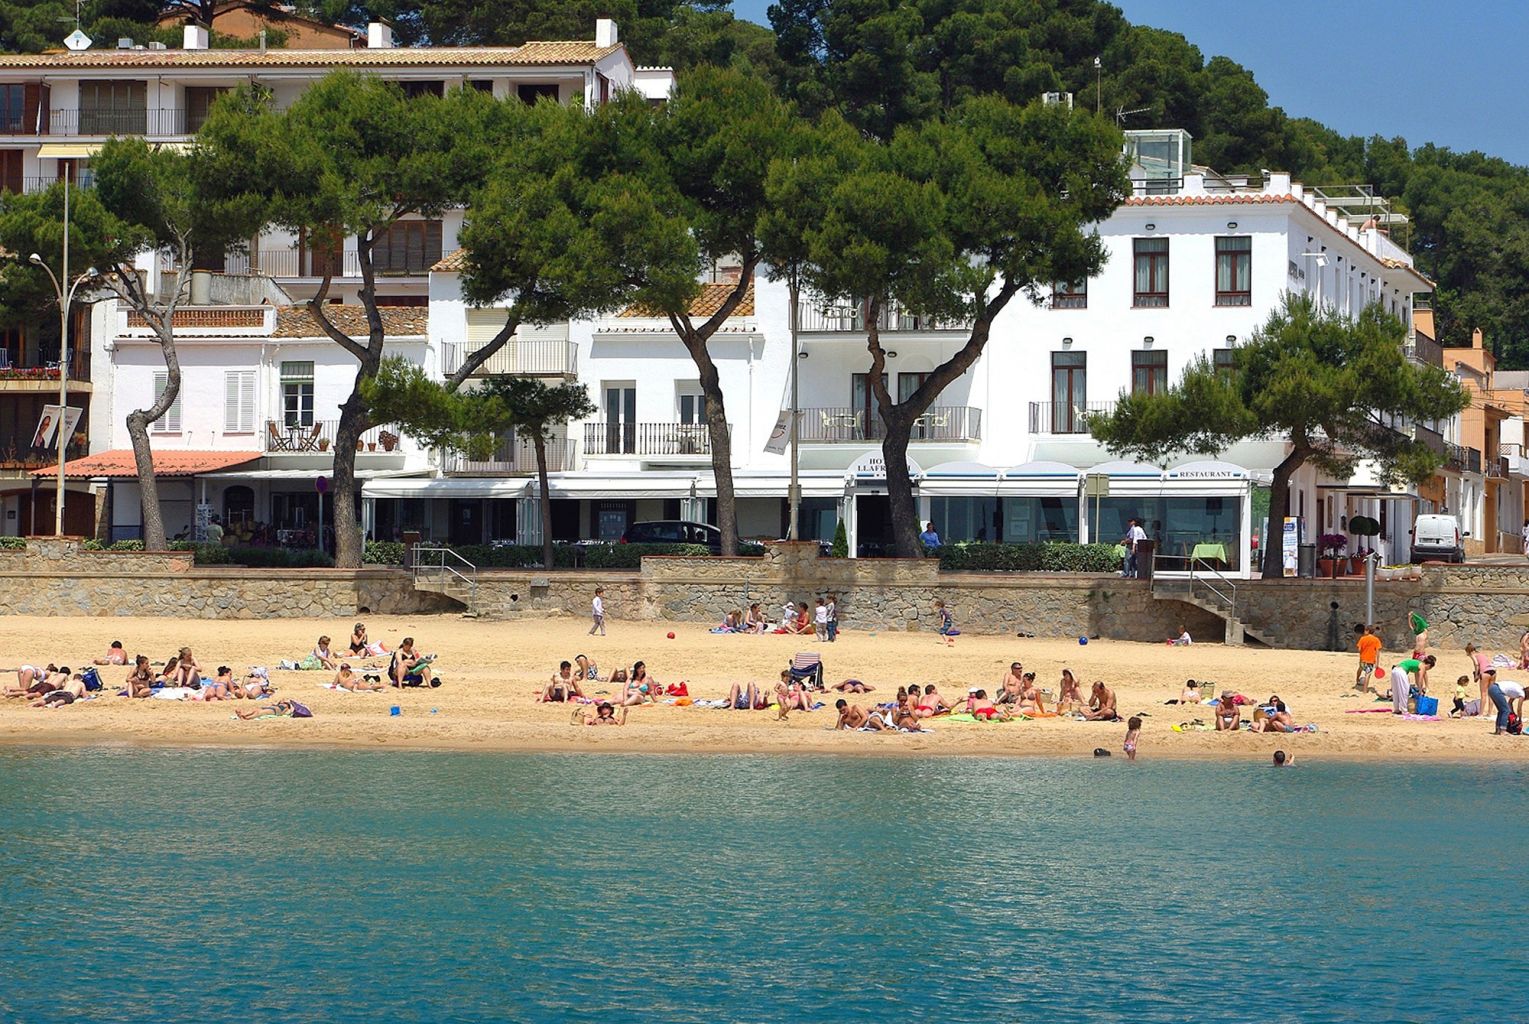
{"left": 620, "top": 521, "right": 760, "bottom": 555}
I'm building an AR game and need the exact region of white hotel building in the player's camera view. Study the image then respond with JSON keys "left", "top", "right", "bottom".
{"left": 3, "top": 32, "right": 1441, "bottom": 572}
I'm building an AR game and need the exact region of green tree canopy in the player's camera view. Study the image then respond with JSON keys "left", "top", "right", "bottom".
{"left": 1090, "top": 294, "right": 1470, "bottom": 577}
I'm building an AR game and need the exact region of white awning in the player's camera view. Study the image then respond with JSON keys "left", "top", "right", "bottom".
{"left": 362, "top": 477, "right": 531, "bottom": 499}
{"left": 919, "top": 461, "right": 1004, "bottom": 496}
{"left": 729, "top": 471, "right": 846, "bottom": 499}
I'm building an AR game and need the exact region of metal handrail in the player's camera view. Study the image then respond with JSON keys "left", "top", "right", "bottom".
{"left": 412, "top": 543, "right": 477, "bottom": 611}
{"left": 1188, "top": 556, "right": 1237, "bottom": 623}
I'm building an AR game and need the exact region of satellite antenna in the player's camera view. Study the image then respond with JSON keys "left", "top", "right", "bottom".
{"left": 62, "top": 0, "right": 91, "bottom": 50}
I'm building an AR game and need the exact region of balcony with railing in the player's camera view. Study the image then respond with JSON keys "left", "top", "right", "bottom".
{"left": 1445, "top": 442, "right": 1482, "bottom": 474}
{"left": 797, "top": 406, "right": 982, "bottom": 444}
{"left": 1028, "top": 401, "right": 1116, "bottom": 435}
{"left": 582, "top": 421, "right": 723, "bottom": 458}
{"left": 0, "top": 108, "right": 193, "bottom": 137}
{"left": 441, "top": 338, "right": 577, "bottom": 379}
{"left": 796, "top": 300, "right": 975, "bottom": 334}
{"left": 5, "top": 172, "right": 96, "bottom": 195}
{"left": 263, "top": 420, "right": 406, "bottom": 456}
{"left": 223, "top": 249, "right": 363, "bottom": 279}
{"left": 442, "top": 435, "right": 573, "bottom": 475}
{"left": 1405, "top": 330, "right": 1443, "bottom": 367}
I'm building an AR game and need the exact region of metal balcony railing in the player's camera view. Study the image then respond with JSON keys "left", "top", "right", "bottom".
{"left": 795, "top": 301, "right": 974, "bottom": 333}
{"left": 1405, "top": 331, "right": 1443, "bottom": 367}
{"left": 442, "top": 436, "right": 572, "bottom": 475}
{"left": 2, "top": 108, "right": 193, "bottom": 137}
{"left": 797, "top": 406, "right": 982, "bottom": 443}
{"left": 1028, "top": 401, "right": 1116, "bottom": 435}
{"left": 224, "top": 249, "right": 362, "bottom": 279}
{"left": 263, "top": 419, "right": 405, "bottom": 455}
{"left": 583, "top": 422, "right": 724, "bottom": 457}
{"left": 1445, "top": 442, "right": 1482, "bottom": 474}
{"left": 441, "top": 339, "right": 578, "bottom": 378}
{"left": 7, "top": 172, "right": 96, "bottom": 195}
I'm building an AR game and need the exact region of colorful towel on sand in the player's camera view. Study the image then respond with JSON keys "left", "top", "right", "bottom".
{"left": 1345, "top": 708, "right": 1395, "bottom": 714}
{"left": 1401, "top": 713, "right": 1440, "bottom": 721}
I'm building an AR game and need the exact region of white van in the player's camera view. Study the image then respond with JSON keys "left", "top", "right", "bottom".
{"left": 1411, "top": 514, "right": 1464, "bottom": 563}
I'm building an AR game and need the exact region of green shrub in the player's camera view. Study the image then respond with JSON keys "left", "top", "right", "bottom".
{"left": 447, "top": 544, "right": 579, "bottom": 568}
{"left": 109, "top": 539, "right": 144, "bottom": 551}
{"left": 168, "top": 540, "right": 233, "bottom": 564}
{"left": 226, "top": 545, "right": 334, "bottom": 568}
{"left": 364, "top": 540, "right": 405, "bottom": 565}
{"left": 0, "top": 536, "right": 24, "bottom": 550}
{"left": 81, "top": 538, "right": 104, "bottom": 551}
{"left": 584, "top": 542, "right": 711, "bottom": 568}
{"left": 939, "top": 542, "right": 1120, "bottom": 573}
{"left": 831, "top": 520, "right": 849, "bottom": 558}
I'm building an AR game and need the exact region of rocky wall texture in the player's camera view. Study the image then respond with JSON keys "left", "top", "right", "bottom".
{"left": 0, "top": 539, "right": 456, "bottom": 618}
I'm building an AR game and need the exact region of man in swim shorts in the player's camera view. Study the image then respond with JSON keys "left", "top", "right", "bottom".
{"left": 835, "top": 700, "right": 876, "bottom": 730}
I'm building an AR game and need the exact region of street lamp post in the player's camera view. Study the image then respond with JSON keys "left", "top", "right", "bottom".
{"left": 29, "top": 176, "right": 97, "bottom": 536}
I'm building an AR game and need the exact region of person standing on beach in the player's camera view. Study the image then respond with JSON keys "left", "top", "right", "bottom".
{"left": 589, "top": 588, "right": 606, "bottom": 636}
{"left": 1121, "top": 518, "right": 1147, "bottom": 578}
{"left": 1123, "top": 716, "right": 1142, "bottom": 761}
{"left": 1355, "top": 624, "right": 1381, "bottom": 692}
{"left": 825, "top": 593, "right": 839, "bottom": 642}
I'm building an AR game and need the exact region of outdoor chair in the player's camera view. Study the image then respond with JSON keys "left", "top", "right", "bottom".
{"left": 788, "top": 652, "right": 824, "bottom": 690}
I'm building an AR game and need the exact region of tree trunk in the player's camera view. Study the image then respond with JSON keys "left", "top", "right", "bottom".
{"left": 125, "top": 411, "right": 166, "bottom": 550}
{"left": 331, "top": 385, "right": 370, "bottom": 566}
{"left": 698, "top": 356, "right": 737, "bottom": 556}
{"left": 880, "top": 417, "right": 921, "bottom": 558}
{"left": 533, "top": 430, "right": 554, "bottom": 570}
{"left": 1262, "top": 447, "right": 1308, "bottom": 578}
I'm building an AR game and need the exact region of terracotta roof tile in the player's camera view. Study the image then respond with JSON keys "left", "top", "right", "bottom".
{"left": 35, "top": 449, "right": 261, "bottom": 479}
{"left": 431, "top": 248, "right": 468, "bottom": 272}
{"left": 1123, "top": 193, "right": 1298, "bottom": 207}
{"left": 272, "top": 305, "right": 428, "bottom": 338}
{"left": 0, "top": 42, "right": 622, "bottom": 69}
{"left": 619, "top": 280, "right": 754, "bottom": 318}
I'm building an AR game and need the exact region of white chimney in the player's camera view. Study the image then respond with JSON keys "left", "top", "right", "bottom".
{"left": 595, "top": 18, "right": 618, "bottom": 47}
{"left": 367, "top": 21, "right": 394, "bottom": 49}
{"left": 183, "top": 24, "right": 208, "bottom": 50}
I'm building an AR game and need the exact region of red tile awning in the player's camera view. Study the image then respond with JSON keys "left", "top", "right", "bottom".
{"left": 32, "top": 449, "right": 262, "bottom": 479}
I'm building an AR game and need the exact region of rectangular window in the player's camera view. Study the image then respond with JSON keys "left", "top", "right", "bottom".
{"left": 0, "top": 149, "right": 20, "bottom": 193}
{"left": 1133, "top": 237, "right": 1169, "bottom": 307}
{"left": 151, "top": 370, "right": 182, "bottom": 432}
{"left": 1051, "top": 279, "right": 1087, "bottom": 310}
{"left": 372, "top": 220, "right": 443, "bottom": 275}
{"left": 1212, "top": 348, "right": 1236, "bottom": 378}
{"left": 852, "top": 372, "right": 887, "bottom": 441}
{"left": 517, "top": 83, "right": 560, "bottom": 104}
{"left": 1215, "top": 236, "right": 1252, "bottom": 306}
{"left": 0, "top": 84, "right": 45, "bottom": 134}
{"left": 400, "top": 81, "right": 445, "bottom": 98}
{"left": 468, "top": 80, "right": 495, "bottom": 93}
{"left": 1131, "top": 350, "right": 1168, "bottom": 396}
{"left": 1050, "top": 351, "right": 1087, "bottom": 433}
{"left": 280, "top": 361, "right": 314, "bottom": 428}
{"left": 603, "top": 383, "right": 636, "bottom": 454}
{"left": 79, "top": 80, "right": 147, "bottom": 135}
{"left": 223, "top": 370, "right": 255, "bottom": 433}
{"left": 184, "top": 86, "right": 228, "bottom": 133}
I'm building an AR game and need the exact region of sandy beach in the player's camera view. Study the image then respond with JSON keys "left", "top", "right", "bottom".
{"left": 0, "top": 613, "right": 1521, "bottom": 759}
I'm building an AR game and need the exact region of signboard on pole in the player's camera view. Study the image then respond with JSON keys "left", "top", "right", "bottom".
{"left": 763, "top": 411, "right": 797, "bottom": 455}
{"left": 31, "top": 405, "right": 81, "bottom": 451}
{"left": 1282, "top": 516, "right": 1300, "bottom": 577}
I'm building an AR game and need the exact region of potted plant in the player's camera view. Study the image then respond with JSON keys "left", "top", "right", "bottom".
{"left": 318, "top": 438, "right": 330, "bottom": 452}
{"left": 379, "top": 430, "right": 399, "bottom": 452}
{"left": 1318, "top": 532, "right": 1347, "bottom": 578}
{"left": 1349, "top": 515, "right": 1381, "bottom": 574}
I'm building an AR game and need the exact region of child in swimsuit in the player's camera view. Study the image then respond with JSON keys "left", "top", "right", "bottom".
{"left": 1123, "top": 715, "right": 1142, "bottom": 761}
{"left": 933, "top": 600, "right": 958, "bottom": 644}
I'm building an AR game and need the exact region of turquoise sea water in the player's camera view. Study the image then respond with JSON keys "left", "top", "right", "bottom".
{"left": 0, "top": 747, "right": 1519, "bottom": 1023}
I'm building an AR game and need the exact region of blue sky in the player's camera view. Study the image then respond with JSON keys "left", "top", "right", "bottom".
{"left": 729, "top": 0, "right": 1529, "bottom": 166}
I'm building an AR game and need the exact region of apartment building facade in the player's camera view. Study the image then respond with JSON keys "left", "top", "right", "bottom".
{"left": 1, "top": 19, "right": 672, "bottom": 541}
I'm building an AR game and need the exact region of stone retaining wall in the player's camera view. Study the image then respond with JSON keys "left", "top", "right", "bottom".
{"left": 0, "top": 538, "right": 456, "bottom": 618}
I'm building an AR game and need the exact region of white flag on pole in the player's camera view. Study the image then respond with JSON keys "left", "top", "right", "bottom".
{"left": 763, "top": 411, "right": 797, "bottom": 455}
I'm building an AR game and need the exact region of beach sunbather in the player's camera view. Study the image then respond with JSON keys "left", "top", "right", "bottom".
{"left": 725, "top": 680, "right": 766, "bottom": 710}
{"left": 832, "top": 679, "right": 875, "bottom": 694}
{"left": 541, "top": 661, "right": 585, "bottom": 703}
{"left": 572, "top": 701, "right": 627, "bottom": 726}
{"left": 389, "top": 638, "right": 437, "bottom": 688}
{"left": 1215, "top": 692, "right": 1241, "bottom": 731}
{"left": 1084, "top": 682, "right": 1119, "bottom": 721}
{"left": 1055, "top": 670, "right": 1084, "bottom": 714}
{"left": 335, "top": 664, "right": 384, "bottom": 692}
{"left": 93, "top": 641, "right": 127, "bottom": 666}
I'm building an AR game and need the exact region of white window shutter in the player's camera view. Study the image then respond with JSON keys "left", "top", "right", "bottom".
{"left": 153, "top": 371, "right": 182, "bottom": 433}
{"left": 223, "top": 370, "right": 255, "bottom": 432}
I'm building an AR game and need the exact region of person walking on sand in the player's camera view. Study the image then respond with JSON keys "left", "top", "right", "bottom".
{"left": 588, "top": 587, "right": 606, "bottom": 636}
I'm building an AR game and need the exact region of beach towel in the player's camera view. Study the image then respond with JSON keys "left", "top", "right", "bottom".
{"left": 1345, "top": 707, "right": 1396, "bottom": 713}
{"left": 150, "top": 687, "right": 200, "bottom": 701}
{"left": 1410, "top": 612, "right": 1428, "bottom": 634}
{"left": 1492, "top": 654, "right": 1516, "bottom": 669}
{"left": 1401, "top": 713, "right": 1440, "bottom": 722}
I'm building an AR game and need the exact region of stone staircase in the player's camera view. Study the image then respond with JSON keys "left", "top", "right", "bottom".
{"left": 411, "top": 545, "right": 478, "bottom": 616}
{"left": 1151, "top": 573, "right": 1266, "bottom": 646}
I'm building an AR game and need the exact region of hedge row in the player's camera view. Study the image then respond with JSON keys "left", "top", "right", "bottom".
{"left": 938, "top": 542, "right": 1122, "bottom": 573}
{"left": 362, "top": 540, "right": 744, "bottom": 568}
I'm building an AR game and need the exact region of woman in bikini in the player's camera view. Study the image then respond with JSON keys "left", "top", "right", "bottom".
{"left": 351, "top": 623, "right": 389, "bottom": 658}
{"left": 617, "top": 662, "right": 658, "bottom": 707}
{"left": 1055, "top": 669, "right": 1084, "bottom": 713}
{"left": 202, "top": 666, "right": 238, "bottom": 700}
{"left": 1018, "top": 673, "right": 1047, "bottom": 715}
{"left": 126, "top": 656, "right": 155, "bottom": 698}
{"left": 168, "top": 647, "right": 203, "bottom": 688}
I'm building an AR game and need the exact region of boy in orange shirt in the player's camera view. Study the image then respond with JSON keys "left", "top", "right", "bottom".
{"left": 1355, "top": 623, "right": 1382, "bottom": 692}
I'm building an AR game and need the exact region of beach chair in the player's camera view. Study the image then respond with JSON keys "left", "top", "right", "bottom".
{"left": 788, "top": 652, "right": 823, "bottom": 690}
